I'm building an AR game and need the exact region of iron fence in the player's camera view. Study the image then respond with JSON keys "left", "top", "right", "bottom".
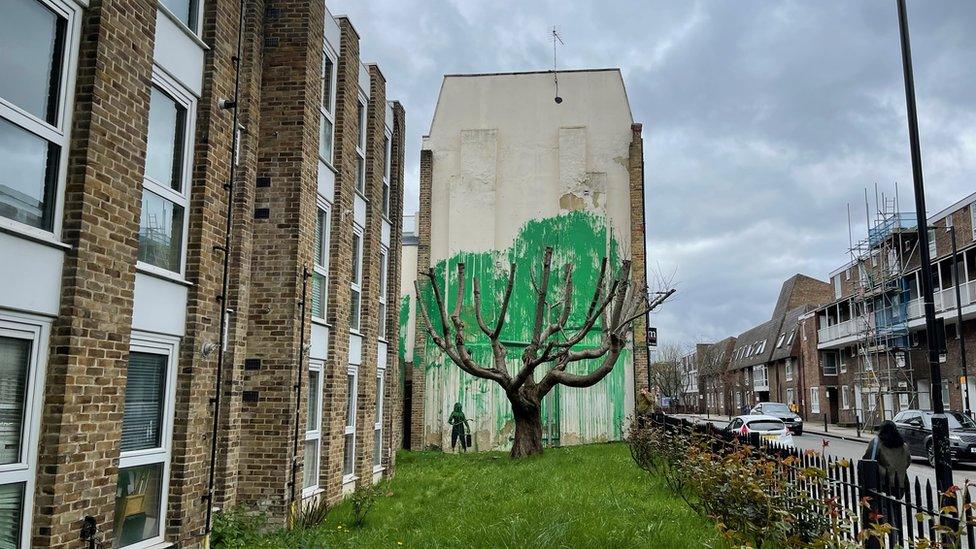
{"left": 644, "top": 412, "right": 976, "bottom": 548}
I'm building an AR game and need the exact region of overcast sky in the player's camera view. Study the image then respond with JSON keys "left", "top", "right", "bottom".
{"left": 333, "top": 0, "right": 976, "bottom": 349}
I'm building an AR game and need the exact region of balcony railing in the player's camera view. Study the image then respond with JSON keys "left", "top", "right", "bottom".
{"left": 907, "top": 281, "right": 975, "bottom": 320}
{"left": 817, "top": 316, "right": 866, "bottom": 343}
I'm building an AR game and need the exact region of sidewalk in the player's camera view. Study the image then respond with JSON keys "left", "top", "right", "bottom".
{"left": 672, "top": 412, "right": 873, "bottom": 444}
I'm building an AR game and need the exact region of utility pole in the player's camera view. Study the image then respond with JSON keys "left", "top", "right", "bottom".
{"left": 896, "top": 0, "right": 953, "bottom": 494}
{"left": 948, "top": 225, "right": 971, "bottom": 416}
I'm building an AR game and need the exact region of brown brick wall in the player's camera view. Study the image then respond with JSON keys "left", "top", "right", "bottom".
{"left": 409, "top": 148, "right": 433, "bottom": 450}
{"left": 629, "top": 124, "right": 650, "bottom": 395}
{"left": 33, "top": 0, "right": 156, "bottom": 545}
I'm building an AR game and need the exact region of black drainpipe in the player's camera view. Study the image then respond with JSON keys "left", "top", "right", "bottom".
{"left": 290, "top": 267, "right": 311, "bottom": 512}
{"left": 204, "top": 0, "right": 246, "bottom": 536}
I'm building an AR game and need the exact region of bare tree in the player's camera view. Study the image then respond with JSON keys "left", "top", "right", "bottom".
{"left": 416, "top": 247, "right": 673, "bottom": 458}
{"left": 649, "top": 343, "right": 687, "bottom": 410}
{"left": 695, "top": 340, "right": 726, "bottom": 413}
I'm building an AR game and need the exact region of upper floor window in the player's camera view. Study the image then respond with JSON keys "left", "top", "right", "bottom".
{"left": 349, "top": 229, "right": 363, "bottom": 331}
{"left": 311, "top": 203, "right": 330, "bottom": 321}
{"left": 970, "top": 204, "right": 975, "bottom": 241}
{"left": 0, "top": 0, "right": 74, "bottom": 234}
{"left": 928, "top": 228, "right": 937, "bottom": 259}
{"left": 377, "top": 247, "right": 388, "bottom": 340}
{"left": 318, "top": 51, "right": 336, "bottom": 166}
{"left": 138, "top": 81, "right": 192, "bottom": 275}
{"left": 381, "top": 134, "right": 391, "bottom": 217}
{"left": 355, "top": 100, "right": 366, "bottom": 193}
{"left": 160, "top": 0, "right": 198, "bottom": 32}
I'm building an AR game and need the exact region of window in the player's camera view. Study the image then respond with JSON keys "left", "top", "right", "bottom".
{"left": 755, "top": 340, "right": 766, "bottom": 354}
{"left": 0, "top": 0, "right": 76, "bottom": 234}
{"left": 929, "top": 228, "right": 937, "bottom": 258}
{"left": 377, "top": 248, "right": 389, "bottom": 340}
{"left": 343, "top": 367, "right": 358, "bottom": 481}
{"left": 381, "top": 133, "right": 391, "bottom": 217}
{"left": 139, "top": 80, "right": 192, "bottom": 275}
{"left": 842, "top": 385, "right": 850, "bottom": 410}
{"left": 373, "top": 370, "right": 384, "bottom": 470}
{"left": 834, "top": 276, "right": 842, "bottom": 299}
{"left": 784, "top": 359, "right": 793, "bottom": 381}
{"left": 810, "top": 387, "right": 821, "bottom": 414}
{"left": 0, "top": 316, "right": 47, "bottom": 548}
{"left": 355, "top": 100, "right": 366, "bottom": 193}
{"left": 349, "top": 229, "right": 363, "bottom": 332}
{"left": 115, "top": 334, "right": 177, "bottom": 548}
{"left": 318, "top": 51, "right": 336, "bottom": 165}
{"left": 845, "top": 268, "right": 850, "bottom": 281}
{"left": 971, "top": 204, "right": 976, "bottom": 241}
{"left": 160, "top": 0, "right": 198, "bottom": 31}
{"left": 303, "top": 361, "right": 323, "bottom": 493}
{"left": 311, "top": 203, "right": 330, "bottom": 321}
{"left": 946, "top": 215, "right": 953, "bottom": 229}
{"left": 776, "top": 333, "right": 786, "bottom": 348}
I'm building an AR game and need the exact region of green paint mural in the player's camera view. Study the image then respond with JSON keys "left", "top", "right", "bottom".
{"left": 398, "top": 294, "right": 411, "bottom": 385}
{"left": 417, "top": 211, "right": 633, "bottom": 450}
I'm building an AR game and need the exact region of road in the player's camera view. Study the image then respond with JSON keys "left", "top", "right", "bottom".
{"left": 685, "top": 416, "right": 976, "bottom": 489}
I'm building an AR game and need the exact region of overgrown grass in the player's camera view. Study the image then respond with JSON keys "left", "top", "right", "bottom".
{"left": 214, "top": 443, "right": 717, "bottom": 548}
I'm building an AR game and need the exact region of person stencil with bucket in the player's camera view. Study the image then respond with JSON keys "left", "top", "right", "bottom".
{"left": 448, "top": 402, "right": 471, "bottom": 452}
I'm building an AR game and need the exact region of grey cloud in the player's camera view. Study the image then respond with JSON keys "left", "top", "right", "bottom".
{"left": 332, "top": 0, "right": 976, "bottom": 348}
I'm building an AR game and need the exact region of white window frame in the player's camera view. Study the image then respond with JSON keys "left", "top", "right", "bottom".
{"left": 311, "top": 199, "right": 331, "bottom": 323}
{"left": 355, "top": 96, "right": 367, "bottom": 194}
{"left": 784, "top": 359, "right": 793, "bottom": 382}
{"left": 786, "top": 330, "right": 795, "bottom": 346}
{"left": 842, "top": 385, "right": 850, "bottom": 410}
{"left": 155, "top": 0, "right": 205, "bottom": 37}
{"left": 381, "top": 130, "right": 392, "bottom": 218}
{"left": 349, "top": 226, "right": 364, "bottom": 333}
{"left": 136, "top": 70, "right": 195, "bottom": 280}
{"left": 929, "top": 228, "right": 937, "bottom": 258}
{"left": 970, "top": 203, "right": 976, "bottom": 241}
{"left": 343, "top": 365, "right": 359, "bottom": 483}
{"left": 117, "top": 331, "right": 179, "bottom": 549}
{"left": 0, "top": 312, "right": 50, "bottom": 548}
{"left": 834, "top": 275, "right": 842, "bottom": 299}
{"left": 377, "top": 246, "right": 389, "bottom": 341}
{"left": 373, "top": 368, "right": 385, "bottom": 472}
{"left": 810, "top": 387, "right": 821, "bottom": 414}
{"left": 0, "top": 0, "right": 81, "bottom": 243}
{"left": 318, "top": 45, "right": 337, "bottom": 168}
{"left": 303, "top": 359, "right": 324, "bottom": 497}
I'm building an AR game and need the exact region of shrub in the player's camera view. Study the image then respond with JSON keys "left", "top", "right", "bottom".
{"left": 350, "top": 483, "right": 378, "bottom": 527}
{"left": 211, "top": 508, "right": 268, "bottom": 548}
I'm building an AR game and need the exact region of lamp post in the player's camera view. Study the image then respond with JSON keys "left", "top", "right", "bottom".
{"left": 947, "top": 225, "right": 971, "bottom": 416}
{"left": 896, "top": 0, "right": 953, "bottom": 495}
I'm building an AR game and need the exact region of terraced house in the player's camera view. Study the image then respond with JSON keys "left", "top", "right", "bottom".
{"left": 0, "top": 0, "right": 404, "bottom": 546}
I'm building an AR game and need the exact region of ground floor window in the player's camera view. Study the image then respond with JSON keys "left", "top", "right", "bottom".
{"left": 343, "top": 366, "right": 358, "bottom": 481}
{"left": 810, "top": 387, "right": 821, "bottom": 414}
{"left": 0, "top": 314, "right": 47, "bottom": 548}
{"left": 114, "top": 333, "right": 177, "bottom": 548}
{"left": 373, "top": 370, "right": 384, "bottom": 470}
{"left": 842, "top": 385, "right": 850, "bottom": 410}
{"left": 303, "top": 360, "right": 323, "bottom": 494}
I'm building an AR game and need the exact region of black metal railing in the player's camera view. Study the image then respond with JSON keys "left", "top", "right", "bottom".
{"left": 642, "top": 412, "right": 975, "bottom": 548}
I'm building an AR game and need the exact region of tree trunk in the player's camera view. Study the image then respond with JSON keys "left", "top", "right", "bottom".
{"left": 510, "top": 397, "right": 544, "bottom": 458}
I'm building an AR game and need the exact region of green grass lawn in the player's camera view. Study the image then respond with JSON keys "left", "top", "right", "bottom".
{"left": 215, "top": 443, "right": 716, "bottom": 548}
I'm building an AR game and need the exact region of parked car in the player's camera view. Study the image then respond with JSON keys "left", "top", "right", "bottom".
{"left": 892, "top": 409, "right": 976, "bottom": 467}
{"left": 749, "top": 401, "right": 804, "bottom": 435}
{"left": 723, "top": 415, "right": 794, "bottom": 445}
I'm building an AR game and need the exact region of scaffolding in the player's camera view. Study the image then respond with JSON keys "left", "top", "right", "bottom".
{"left": 847, "top": 187, "right": 921, "bottom": 429}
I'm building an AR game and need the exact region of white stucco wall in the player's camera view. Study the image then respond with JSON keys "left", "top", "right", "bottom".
{"left": 423, "top": 69, "right": 635, "bottom": 264}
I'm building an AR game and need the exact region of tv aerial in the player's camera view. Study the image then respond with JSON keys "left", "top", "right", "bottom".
{"left": 551, "top": 26, "right": 564, "bottom": 104}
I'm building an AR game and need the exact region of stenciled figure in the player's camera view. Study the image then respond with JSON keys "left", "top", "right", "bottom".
{"left": 448, "top": 402, "right": 471, "bottom": 452}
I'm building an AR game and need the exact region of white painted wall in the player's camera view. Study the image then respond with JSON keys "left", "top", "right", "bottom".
{"left": 423, "top": 69, "right": 634, "bottom": 263}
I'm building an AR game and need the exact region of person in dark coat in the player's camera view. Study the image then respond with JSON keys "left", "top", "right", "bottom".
{"left": 864, "top": 420, "right": 911, "bottom": 498}
{"left": 448, "top": 402, "right": 470, "bottom": 452}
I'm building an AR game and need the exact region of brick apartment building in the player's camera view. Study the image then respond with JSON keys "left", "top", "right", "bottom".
{"left": 0, "top": 0, "right": 403, "bottom": 546}
{"left": 807, "top": 192, "right": 976, "bottom": 428}
{"left": 693, "top": 192, "right": 976, "bottom": 433}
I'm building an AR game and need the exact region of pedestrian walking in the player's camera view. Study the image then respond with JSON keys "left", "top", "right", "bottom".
{"left": 863, "top": 420, "right": 911, "bottom": 498}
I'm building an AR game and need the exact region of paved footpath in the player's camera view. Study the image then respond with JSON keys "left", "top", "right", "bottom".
{"left": 672, "top": 413, "right": 976, "bottom": 489}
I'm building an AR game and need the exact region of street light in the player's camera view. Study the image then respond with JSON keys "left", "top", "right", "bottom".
{"left": 947, "top": 225, "right": 971, "bottom": 417}
{"left": 896, "top": 0, "right": 953, "bottom": 495}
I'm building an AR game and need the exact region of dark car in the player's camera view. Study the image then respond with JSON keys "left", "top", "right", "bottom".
{"left": 749, "top": 401, "right": 804, "bottom": 435}
{"left": 893, "top": 410, "right": 976, "bottom": 467}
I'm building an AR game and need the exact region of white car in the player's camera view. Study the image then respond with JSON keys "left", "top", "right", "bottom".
{"left": 723, "top": 415, "right": 794, "bottom": 446}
